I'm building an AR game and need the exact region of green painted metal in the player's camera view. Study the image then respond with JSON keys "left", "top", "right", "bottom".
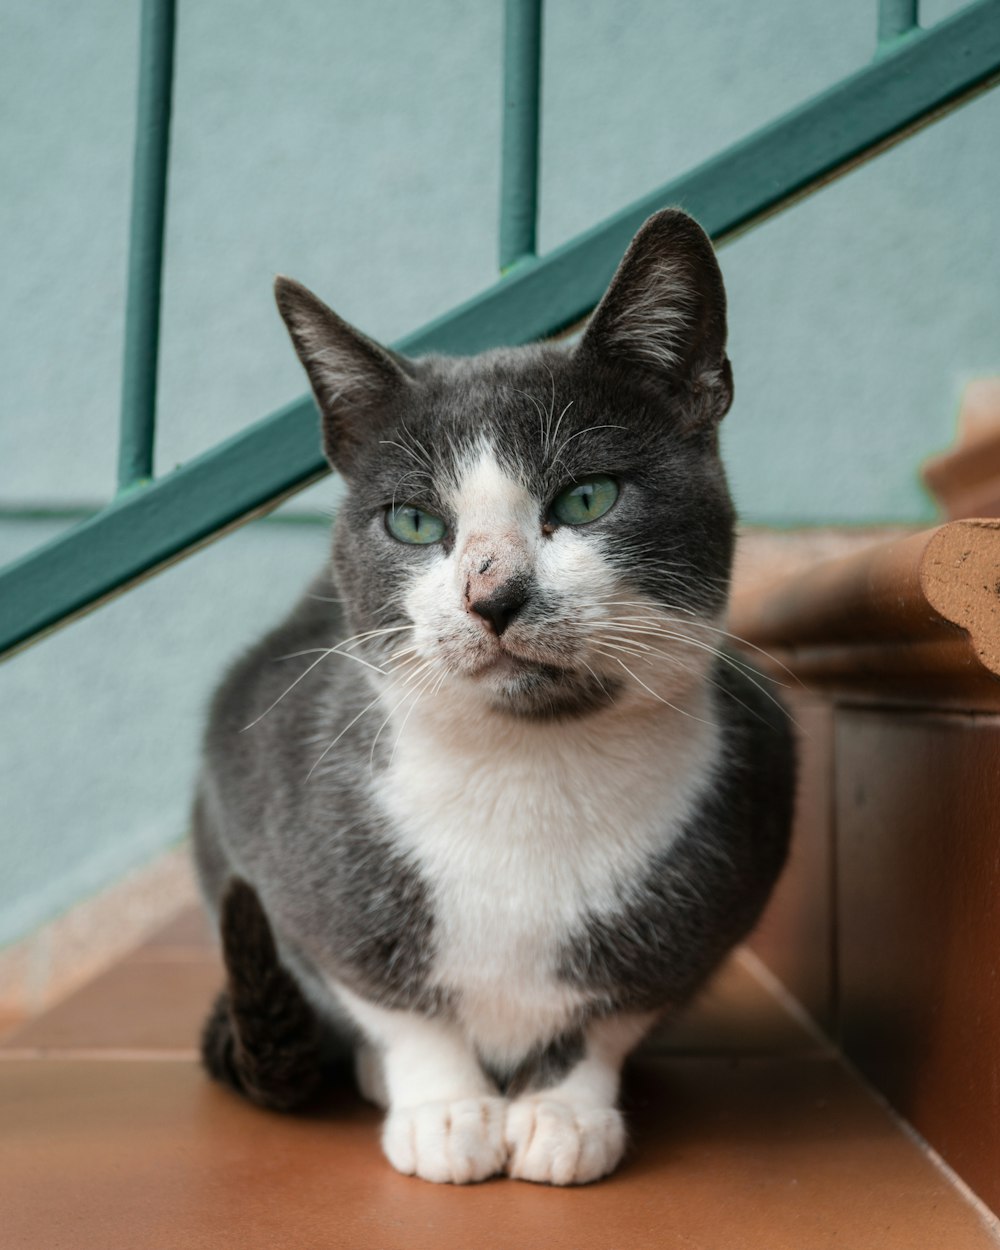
{"left": 879, "top": 0, "right": 920, "bottom": 44}
{"left": 117, "top": 0, "right": 176, "bottom": 492}
{"left": 0, "top": 503, "right": 337, "bottom": 528}
{"left": 2, "top": 0, "right": 1000, "bottom": 660}
{"left": 499, "top": 0, "right": 543, "bottom": 271}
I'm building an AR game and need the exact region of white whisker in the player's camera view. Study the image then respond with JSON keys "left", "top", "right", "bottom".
{"left": 306, "top": 692, "right": 383, "bottom": 780}
{"left": 594, "top": 651, "right": 716, "bottom": 727}
{"left": 241, "top": 650, "right": 343, "bottom": 732}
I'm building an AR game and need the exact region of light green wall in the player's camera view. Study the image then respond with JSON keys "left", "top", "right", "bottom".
{"left": 2, "top": 0, "right": 998, "bottom": 943}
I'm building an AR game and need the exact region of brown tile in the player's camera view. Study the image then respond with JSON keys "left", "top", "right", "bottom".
{"left": 1, "top": 1056, "right": 995, "bottom": 1250}
{"left": 5, "top": 935, "right": 810, "bottom": 1062}
{"left": 836, "top": 708, "right": 1000, "bottom": 1218}
{"left": 645, "top": 951, "right": 825, "bottom": 1056}
{"left": 0, "top": 845, "right": 200, "bottom": 1020}
{"left": 748, "top": 692, "right": 836, "bottom": 1030}
{"left": 136, "top": 904, "right": 216, "bottom": 956}
{"left": 0, "top": 956, "right": 221, "bottom": 1055}
{"left": 0, "top": 1010, "right": 25, "bottom": 1041}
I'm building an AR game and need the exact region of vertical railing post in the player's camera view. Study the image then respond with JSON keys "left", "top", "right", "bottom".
{"left": 878, "top": 0, "right": 919, "bottom": 47}
{"left": 118, "top": 0, "right": 177, "bottom": 492}
{"left": 499, "top": 0, "right": 543, "bottom": 273}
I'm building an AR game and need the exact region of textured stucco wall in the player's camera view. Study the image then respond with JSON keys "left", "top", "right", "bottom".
{"left": 1, "top": 0, "right": 998, "bottom": 944}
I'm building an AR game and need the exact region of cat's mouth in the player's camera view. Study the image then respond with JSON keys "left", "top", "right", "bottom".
{"left": 422, "top": 629, "right": 621, "bottom": 717}
{"left": 468, "top": 642, "right": 573, "bottom": 679}
{"left": 466, "top": 646, "right": 620, "bottom": 717}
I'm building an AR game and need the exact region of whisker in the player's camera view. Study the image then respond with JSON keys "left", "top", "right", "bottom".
{"left": 276, "top": 646, "right": 387, "bottom": 677}
{"left": 386, "top": 644, "right": 420, "bottom": 664}
{"left": 596, "top": 597, "right": 798, "bottom": 685}
{"left": 241, "top": 650, "right": 344, "bottom": 732}
{"left": 597, "top": 620, "right": 795, "bottom": 722}
{"left": 547, "top": 399, "right": 575, "bottom": 467}
{"left": 579, "top": 658, "right": 614, "bottom": 701}
{"left": 509, "top": 386, "right": 548, "bottom": 450}
{"left": 550, "top": 423, "right": 628, "bottom": 471}
{"left": 370, "top": 663, "right": 438, "bottom": 769}
{"left": 339, "top": 624, "right": 413, "bottom": 651}
{"left": 306, "top": 692, "right": 383, "bottom": 780}
{"left": 542, "top": 362, "right": 557, "bottom": 455}
{"left": 603, "top": 639, "right": 778, "bottom": 730}
{"left": 594, "top": 651, "right": 717, "bottom": 728}
{"left": 591, "top": 636, "right": 653, "bottom": 662}
{"left": 388, "top": 664, "right": 444, "bottom": 768}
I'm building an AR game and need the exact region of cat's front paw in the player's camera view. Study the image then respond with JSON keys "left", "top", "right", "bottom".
{"left": 382, "top": 1097, "right": 507, "bottom": 1184}
{"left": 505, "top": 1099, "right": 626, "bottom": 1185}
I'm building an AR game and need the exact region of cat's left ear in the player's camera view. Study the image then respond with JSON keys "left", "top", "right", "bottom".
{"left": 576, "top": 208, "right": 733, "bottom": 427}
{"left": 274, "top": 277, "right": 414, "bottom": 475}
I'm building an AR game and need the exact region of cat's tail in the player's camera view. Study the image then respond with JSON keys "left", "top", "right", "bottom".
{"left": 201, "top": 878, "right": 323, "bottom": 1112}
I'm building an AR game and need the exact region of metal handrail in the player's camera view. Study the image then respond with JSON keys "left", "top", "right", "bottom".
{"left": 2, "top": 0, "right": 999, "bottom": 660}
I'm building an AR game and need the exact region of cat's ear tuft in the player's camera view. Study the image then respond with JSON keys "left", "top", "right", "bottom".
{"left": 577, "top": 209, "right": 733, "bottom": 426}
{"left": 274, "top": 276, "right": 412, "bottom": 474}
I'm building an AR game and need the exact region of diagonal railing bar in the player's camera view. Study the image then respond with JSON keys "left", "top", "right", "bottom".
{"left": 1, "top": 0, "right": 999, "bottom": 660}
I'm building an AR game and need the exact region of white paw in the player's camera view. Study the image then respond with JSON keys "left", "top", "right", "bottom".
{"left": 382, "top": 1097, "right": 507, "bottom": 1184}
{"left": 505, "top": 1099, "right": 626, "bottom": 1185}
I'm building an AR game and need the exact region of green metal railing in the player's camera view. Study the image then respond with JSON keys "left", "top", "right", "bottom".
{"left": 2, "top": 0, "right": 1000, "bottom": 660}
{"left": 118, "top": 0, "right": 176, "bottom": 494}
{"left": 500, "top": 0, "right": 542, "bottom": 272}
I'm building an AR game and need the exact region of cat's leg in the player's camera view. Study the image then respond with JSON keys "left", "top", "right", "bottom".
{"left": 201, "top": 878, "right": 323, "bottom": 1111}
{"left": 353, "top": 1041, "right": 389, "bottom": 1108}
{"left": 335, "top": 986, "right": 506, "bottom": 1184}
{"left": 504, "top": 1012, "right": 657, "bottom": 1186}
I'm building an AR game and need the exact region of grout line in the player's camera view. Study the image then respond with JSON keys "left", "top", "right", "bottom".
{"left": 836, "top": 1046, "right": 1000, "bottom": 1244}
{"left": 0, "top": 1046, "right": 200, "bottom": 1062}
{"left": 736, "top": 947, "right": 840, "bottom": 1057}
{"left": 741, "top": 951, "right": 1000, "bottom": 1240}
{"left": 890, "top": 1115, "right": 1000, "bottom": 1244}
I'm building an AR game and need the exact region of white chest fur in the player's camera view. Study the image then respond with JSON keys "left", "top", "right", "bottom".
{"left": 375, "top": 687, "right": 720, "bottom": 1064}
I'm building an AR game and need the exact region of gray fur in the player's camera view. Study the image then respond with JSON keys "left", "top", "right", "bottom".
{"left": 193, "top": 208, "right": 795, "bottom": 1094}
{"left": 482, "top": 1030, "right": 587, "bottom": 1098}
{"left": 560, "top": 661, "right": 794, "bottom": 1014}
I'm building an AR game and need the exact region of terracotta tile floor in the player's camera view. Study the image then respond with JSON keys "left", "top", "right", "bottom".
{"left": 1, "top": 908, "right": 997, "bottom": 1249}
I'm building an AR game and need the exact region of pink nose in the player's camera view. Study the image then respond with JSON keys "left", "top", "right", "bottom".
{"left": 460, "top": 535, "right": 531, "bottom": 635}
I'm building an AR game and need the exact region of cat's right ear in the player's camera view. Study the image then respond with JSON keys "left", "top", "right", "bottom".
{"left": 576, "top": 209, "right": 733, "bottom": 429}
{"left": 274, "top": 277, "right": 413, "bottom": 475}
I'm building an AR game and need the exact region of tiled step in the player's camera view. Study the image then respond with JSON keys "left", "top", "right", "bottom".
{"left": 1, "top": 905, "right": 218, "bottom": 1058}
{"left": 731, "top": 523, "right": 1000, "bottom": 1216}
{"left": 1, "top": 908, "right": 997, "bottom": 1250}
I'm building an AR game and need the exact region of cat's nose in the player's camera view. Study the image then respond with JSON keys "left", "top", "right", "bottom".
{"left": 468, "top": 582, "right": 528, "bottom": 636}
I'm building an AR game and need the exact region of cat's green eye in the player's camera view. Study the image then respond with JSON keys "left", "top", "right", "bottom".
{"left": 548, "top": 475, "right": 619, "bottom": 526}
{"left": 385, "top": 505, "right": 447, "bottom": 545}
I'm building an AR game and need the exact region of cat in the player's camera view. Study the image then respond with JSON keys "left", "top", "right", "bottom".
{"left": 192, "top": 207, "right": 796, "bottom": 1187}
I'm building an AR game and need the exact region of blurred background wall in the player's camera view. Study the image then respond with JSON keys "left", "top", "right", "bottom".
{"left": 2, "top": 0, "right": 998, "bottom": 947}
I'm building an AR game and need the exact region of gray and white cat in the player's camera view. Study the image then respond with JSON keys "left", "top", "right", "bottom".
{"left": 192, "top": 208, "right": 795, "bottom": 1186}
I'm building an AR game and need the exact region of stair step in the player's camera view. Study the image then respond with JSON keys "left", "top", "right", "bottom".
{"left": 1, "top": 908, "right": 996, "bottom": 1248}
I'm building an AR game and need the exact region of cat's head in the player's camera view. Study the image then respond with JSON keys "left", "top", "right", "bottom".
{"left": 276, "top": 209, "right": 736, "bottom": 720}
